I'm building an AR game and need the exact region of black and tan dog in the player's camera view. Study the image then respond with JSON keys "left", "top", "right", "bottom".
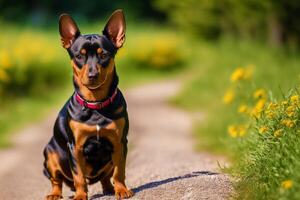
{"left": 43, "top": 10, "right": 133, "bottom": 200}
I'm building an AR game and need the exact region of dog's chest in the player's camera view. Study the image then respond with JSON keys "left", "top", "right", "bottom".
{"left": 67, "top": 91, "right": 126, "bottom": 126}
{"left": 69, "top": 106, "right": 113, "bottom": 126}
{"left": 83, "top": 136, "right": 113, "bottom": 179}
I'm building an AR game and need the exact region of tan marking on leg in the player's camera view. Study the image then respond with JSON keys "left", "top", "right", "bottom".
{"left": 114, "top": 106, "right": 124, "bottom": 115}
{"left": 45, "top": 152, "right": 63, "bottom": 200}
{"left": 112, "top": 117, "right": 134, "bottom": 199}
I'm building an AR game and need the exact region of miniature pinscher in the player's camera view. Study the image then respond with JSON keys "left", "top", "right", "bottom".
{"left": 43, "top": 9, "right": 133, "bottom": 200}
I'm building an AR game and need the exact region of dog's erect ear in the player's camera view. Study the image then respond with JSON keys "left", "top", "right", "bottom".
{"left": 59, "top": 14, "right": 80, "bottom": 49}
{"left": 103, "top": 9, "right": 126, "bottom": 49}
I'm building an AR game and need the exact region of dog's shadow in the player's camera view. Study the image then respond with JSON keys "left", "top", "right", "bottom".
{"left": 89, "top": 171, "right": 218, "bottom": 199}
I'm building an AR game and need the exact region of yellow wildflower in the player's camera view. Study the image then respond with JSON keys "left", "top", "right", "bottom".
{"left": 251, "top": 108, "right": 261, "bottom": 118}
{"left": 231, "top": 67, "right": 246, "bottom": 82}
{"left": 253, "top": 89, "right": 266, "bottom": 99}
{"left": 290, "top": 95, "right": 299, "bottom": 104}
{"left": 274, "top": 129, "right": 283, "bottom": 137}
{"left": 281, "top": 119, "right": 296, "bottom": 128}
{"left": 0, "top": 68, "right": 10, "bottom": 82}
{"left": 286, "top": 106, "right": 296, "bottom": 117}
{"left": 281, "top": 101, "right": 288, "bottom": 107}
{"left": 259, "top": 126, "right": 268, "bottom": 134}
{"left": 267, "top": 102, "right": 278, "bottom": 110}
{"left": 228, "top": 125, "right": 238, "bottom": 138}
{"left": 239, "top": 125, "right": 247, "bottom": 137}
{"left": 281, "top": 180, "right": 293, "bottom": 189}
{"left": 265, "top": 110, "right": 275, "bottom": 119}
{"left": 238, "top": 104, "right": 248, "bottom": 113}
{"left": 228, "top": 125, "right": 248, "bottom": 137}
{"left": 255, "top": 99, "right": 266, "bottom": 111}
{"left": 223, "top": 90, "right": 235, "bottom": 104}
{"left": 0, "top": 49, "right": 12, "bottom": 69}
{"left": 288, "top": 120, "right": 296, "bottom": 128}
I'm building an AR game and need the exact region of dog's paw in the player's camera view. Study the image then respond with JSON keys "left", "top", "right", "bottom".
{"left": 73, "top": 193, "right": 87, "bottom": 200}
{"left": 114, "top": 183, "right": 134, "bottom": 199}
{"left": 45, "top": 194, "right": 62, "bottom": 200}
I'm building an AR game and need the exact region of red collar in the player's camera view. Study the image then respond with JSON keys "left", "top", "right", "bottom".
{"left": 75, "top": 90, "right": 118, "bottom": 110}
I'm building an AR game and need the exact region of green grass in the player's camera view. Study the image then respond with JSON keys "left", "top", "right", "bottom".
{"left": 171, "top": 37, "right": 300, "bottom": 199}
{"left": 230, "top": 90, "right": 300, "bottom": 200}
{"left": 172, "top": 38, "right": 300, "bottom": 154}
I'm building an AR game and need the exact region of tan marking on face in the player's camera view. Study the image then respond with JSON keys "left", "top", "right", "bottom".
{"left": 71, "top": 59, "right": 115, "bottom": 101}
{"left": 97, "top": 48, "right": 103, "bottom": 54}
{"left": 80, "top": 48, "right": 86, "bottom": 55}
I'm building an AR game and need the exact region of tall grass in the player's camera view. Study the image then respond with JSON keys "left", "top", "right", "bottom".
{"left": 232, "top": 90, "right": 300, "bottom": 200}
{"left": 172, "top": 37, "right": 300, "bottom": 199}
{"left": 172, "top": 38, "right": 300, "bottom": 153}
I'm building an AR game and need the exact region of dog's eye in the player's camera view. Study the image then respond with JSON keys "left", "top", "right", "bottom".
{"left": 97, "top": 48, "right": 109, "bottom": 59}
{"left": 75, "top": 54, "right": 83, "bottom": 60}
{"left": 100, "top": 53, "right": 108, "bottom": 59}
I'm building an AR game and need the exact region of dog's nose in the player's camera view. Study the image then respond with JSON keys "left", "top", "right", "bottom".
{"left": 88, "top": 72, "right": 99, "bottom": 80}
{"left": 88, "top": 65, "right": 99, "bottom": 81}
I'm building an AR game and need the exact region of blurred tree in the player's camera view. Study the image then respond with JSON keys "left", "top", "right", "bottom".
{"left": 153, "top": 0, "right": 300, "bottom": 47}
{"left": 153, "top": 0, "right": 224, "bottom": 39}
{"left": 0, "top": 0, "right": 164, "bottom": 24}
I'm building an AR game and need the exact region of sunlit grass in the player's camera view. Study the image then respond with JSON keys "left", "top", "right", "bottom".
{"left": 172, "top": 38, "right": 300, "bottom": 153}
{"left": 171, "top": 37, "right": 300, "bottom": 199}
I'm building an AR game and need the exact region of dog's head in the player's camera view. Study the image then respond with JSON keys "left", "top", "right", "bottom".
{"left": 59, "top": 10, "right": 125, "bottom": 94}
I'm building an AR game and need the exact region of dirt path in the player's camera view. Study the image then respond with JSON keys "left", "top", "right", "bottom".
{"left": 0, "top": 80, "right": 232, "bottom": 200}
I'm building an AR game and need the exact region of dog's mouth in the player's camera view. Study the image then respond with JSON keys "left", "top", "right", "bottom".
{"left": 82, "top": 72, "right": 108, "bottom": 90}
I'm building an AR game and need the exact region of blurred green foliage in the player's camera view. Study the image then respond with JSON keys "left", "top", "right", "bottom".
{"left": 0, "top": 0, "right": 164, "bottom": 24}
{"left": 125, "top": 34, "right": 185, "bottom": 70}
{"left": 0, "top": 29, "right": 70, "bottom": 97}
{"left": 154, "top": 0, "right": 300, "bottom": 47}
{"left": 171, "top": 38, "right": 300, "bottom": 153}
{"left": 2, "top": 0, "right": 300, "bottom": 47}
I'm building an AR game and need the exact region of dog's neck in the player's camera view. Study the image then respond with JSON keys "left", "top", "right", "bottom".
{"left": 73, "top": 69, "right": 119, "bottom": 102}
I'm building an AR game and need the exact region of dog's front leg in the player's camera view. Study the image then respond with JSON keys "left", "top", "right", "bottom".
{"left": 71, "top": 134, "right": 88, "bottom": 200}
{"left": 97, "top": 127, "right": 133, "bottom": 199}
{"left": 110, "top": 119, "right": 133, "bottom": 199}
{"left": 112, "top": 144, "right": 133, "bottom": 199}
{"left": 69, "top": 120, "right": 92, "bottom": 200}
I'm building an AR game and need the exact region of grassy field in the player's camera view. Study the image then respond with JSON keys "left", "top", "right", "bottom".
{"left": 172, "top": 37, "right": 300, "bottom": 199}
{"left": 0, "top": 23, "right": 185, "bottom": 147}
